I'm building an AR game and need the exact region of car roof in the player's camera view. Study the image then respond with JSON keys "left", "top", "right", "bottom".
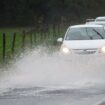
{"left": 95, "top": 16, "right": 105, "bottom": 21}
{"left": 70, "top": 24, "right": 103, "bottom": 28}
{"left": 86, "top": 18, "right": 95, "bottom": 22}
{"left": 86, "top": 21, "right": 105, "bottom": 25}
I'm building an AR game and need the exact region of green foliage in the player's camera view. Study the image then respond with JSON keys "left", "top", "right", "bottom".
{"left": 0, "top": 24, "right": 67, "bottom": 62}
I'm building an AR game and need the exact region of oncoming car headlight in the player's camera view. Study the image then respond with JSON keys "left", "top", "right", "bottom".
{"left": 101, "top": 46, "right": 105, "bottom": 53}
{"left": 61, "top": 46, "right": 70, "bottom": 54}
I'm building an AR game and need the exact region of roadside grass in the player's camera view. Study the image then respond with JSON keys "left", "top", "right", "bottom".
{"left": 0, "top": 28, "right": 29, "bottom": 61}
{"left": 0, "top": 26, "right": 66, "bottom": 64}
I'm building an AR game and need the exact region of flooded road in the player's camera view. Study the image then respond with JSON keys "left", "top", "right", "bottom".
{"left": 0, "top": 86, "right": 105, "bottom": 105}
{"left": 0, "top": 47, "right": 105, "bottom": 105}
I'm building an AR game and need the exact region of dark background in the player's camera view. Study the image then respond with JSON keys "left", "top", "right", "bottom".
{"left": 0, "top": 0, "right": 105, "bottom": 27}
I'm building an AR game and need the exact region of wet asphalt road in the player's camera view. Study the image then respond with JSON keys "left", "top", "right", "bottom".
{"left": 0, "top": 87, "right": 105, "bottom": 105}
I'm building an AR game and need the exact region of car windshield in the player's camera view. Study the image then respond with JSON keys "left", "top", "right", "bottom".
{"left": 65, "top": 27, "right": 105, "bottom": 40}
{"left": 95, "top": 19, "right": 105, "bottom": 21}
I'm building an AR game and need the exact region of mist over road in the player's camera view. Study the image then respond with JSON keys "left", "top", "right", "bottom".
{"left": 0, "top": 47, "right": 105, "bottom": 105}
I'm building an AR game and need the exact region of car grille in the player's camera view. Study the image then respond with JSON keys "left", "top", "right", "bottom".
{"left": 73, "top": 49, "right": 97, "bottom": 55}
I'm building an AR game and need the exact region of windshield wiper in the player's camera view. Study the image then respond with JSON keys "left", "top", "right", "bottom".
{"left": 86, "top": 28, "right": 93, "bottom": 40}
{"left": 92, "top": 28, "right": 104, "bottom": 39}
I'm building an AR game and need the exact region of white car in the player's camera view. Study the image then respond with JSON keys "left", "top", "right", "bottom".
{"left": 86, "top": 17, "right": 105, "bottom": 26}
{"left": 86, "top": 21, "right": 105, "bottom": 26}
{"left": 86, "top": 21, "right": 105, "bottom": 27}
{"left": 95, "top": 16, "right": 105, "bottom": 22}
{"left": 57, "top": 24, "right": 105, "bottom": 55}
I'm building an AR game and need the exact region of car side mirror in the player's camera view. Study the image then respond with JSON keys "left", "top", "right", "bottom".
{"left": 57, "top": 38, "right": 63, "bottom": 43}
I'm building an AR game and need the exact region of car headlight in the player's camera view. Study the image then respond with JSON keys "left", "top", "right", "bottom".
{"left": 101, "top": 46, "right": 105, "bottom": 53}
{"left": 61, "top": 46, "right": 70, "bottom": 54}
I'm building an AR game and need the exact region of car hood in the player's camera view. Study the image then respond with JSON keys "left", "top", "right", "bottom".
{"left": 63, "top": 40, "right": 105, "bottom": 49}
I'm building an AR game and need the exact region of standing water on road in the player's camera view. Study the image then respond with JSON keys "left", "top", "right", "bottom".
{"left": 0, "top": 46, "right": 105, "bottom": 105}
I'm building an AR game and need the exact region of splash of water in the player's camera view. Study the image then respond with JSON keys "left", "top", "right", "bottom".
{"left": 0, "top": 46, "right": 105, "bottom": 93}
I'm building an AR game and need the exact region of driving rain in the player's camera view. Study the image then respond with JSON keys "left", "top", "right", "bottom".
{"left": 1, "top": 0, "right": 105, "bottom": 105}
{"left": 0, "top": 47, "right": 105, "bottom": 105}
